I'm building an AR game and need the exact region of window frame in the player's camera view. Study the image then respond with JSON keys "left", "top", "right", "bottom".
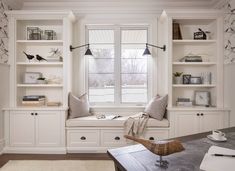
{"left": 85, "top": 25, "right": 153, "bottom": 106}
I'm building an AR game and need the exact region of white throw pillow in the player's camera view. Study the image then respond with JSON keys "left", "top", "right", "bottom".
{"left": 144, "top": 95, "right": 168, "bottom": 121}
{"left": 68, "top": 93, "right": 92, "bottom": 119}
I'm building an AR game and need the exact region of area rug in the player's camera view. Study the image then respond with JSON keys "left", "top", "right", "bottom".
{"left": 0, "top": 160, "right": 115, "bottom": 171}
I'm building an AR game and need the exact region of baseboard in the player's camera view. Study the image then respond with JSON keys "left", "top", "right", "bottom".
{"left": 0, "top": 139, "right": 4, "bottom": 155}
{"left": 3, "top": 147, "right": 66, "bottom": 154}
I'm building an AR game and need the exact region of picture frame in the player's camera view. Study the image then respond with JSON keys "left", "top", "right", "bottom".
{"left": 190, "top": 77, "right": 202, "bottom": 84}
{"left": 26, "top": 26, "right": 42, "bottom": 40}
{"left": 24, "top": 72, "right": 42, "bottom": 84}
{"left": 194, "top": 91, "right": 210, "bottom": 106}
{"left": 183, "top": 74, "right": 191, "bottom": 84}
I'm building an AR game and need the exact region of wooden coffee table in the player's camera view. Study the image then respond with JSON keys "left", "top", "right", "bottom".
{"left": 107, "top": 127, "right": 235, "bottom": 171}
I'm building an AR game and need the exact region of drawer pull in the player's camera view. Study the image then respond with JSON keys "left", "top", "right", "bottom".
{"left": 80, "top": 136, "right": 86, "bottom": 140}
{"left": 31, "top": 113, "right": 34, "bottom": 115}
{"left": 35, "top": 113, "right": 38, "bottom": 116}
{"left": 114, "top": 136, "right": 120, "bottom": 140}
{"left": 201, "top": 113, "right": 204, "bottom": 116}
{"left": 197, "top": 113, "right": 200, "bottom": 116}
{"left": 149, "top": 137, "right": 154, "bottom": 140}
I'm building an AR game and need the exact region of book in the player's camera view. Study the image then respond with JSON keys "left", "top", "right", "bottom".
{"left": 47, "top": 102, "right": 61, "bottom": 106}
{"left": 173, "top": 22, "right": 182, "bottom": 40}
{"left": 23, "top": 95, "right": 46, "bottom": 101}
{"left": 22, "top": 100, "right": 45, "bottom": 106}
{"left": 96, "top": 114, "right": 121, "bottom": 120}
{"left": 200, "top": 146, "right": 235, "bottom": 171}
{"left": 176, "top": 101, "right": 193, "bottom": 107}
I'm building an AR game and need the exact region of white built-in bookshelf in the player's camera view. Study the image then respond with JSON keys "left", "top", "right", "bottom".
{"left": 161, "top": 11, "right": 224, "bottom": 109}
{"left": 8, "top": 11, "right": 74, "bottom": 108}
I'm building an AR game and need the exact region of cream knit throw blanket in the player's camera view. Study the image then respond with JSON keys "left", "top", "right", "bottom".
{"left": 124, "top": 113, "right": 149, "bottom": 137}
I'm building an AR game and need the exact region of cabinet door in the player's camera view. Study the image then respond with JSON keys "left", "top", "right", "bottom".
{"left": 175, "top": 112, "right": 200, "bottom": 137}
{"left": 10, "top": 111, "right": 35, "bottom": 146}
{"left": 200, "top": 112, "right": 224, "bottom": 132}
{"left": 35, "top": 111, "right": 61, "bottom": 147}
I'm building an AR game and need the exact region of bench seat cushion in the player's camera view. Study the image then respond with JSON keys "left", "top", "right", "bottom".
{"left": 66, "top": 115, "right": 169, "bottom": 127}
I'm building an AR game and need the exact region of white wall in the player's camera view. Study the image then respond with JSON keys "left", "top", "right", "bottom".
{"left": 0, "top": 64, "right": 9, "bottom": 153}
{"left": 224, "top": 65, "right": 235, "bottom": 126}
{"left": 223, "top": 0, "right": 235, "bottom": 126}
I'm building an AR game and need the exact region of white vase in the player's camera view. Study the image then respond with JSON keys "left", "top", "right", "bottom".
{"left": 174, "top": 77, "right": 182, "bottom": 84}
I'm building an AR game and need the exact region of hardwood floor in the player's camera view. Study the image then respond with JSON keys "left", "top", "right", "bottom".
{"left": 0, "top": 153, "right": 111, "bottom": 168}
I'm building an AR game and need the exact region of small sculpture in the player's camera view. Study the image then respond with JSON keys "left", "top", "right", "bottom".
{"left": 124, "top": 135, "right": 185, "bottom": 168}
{"left": 36, "top": 54, "right": 47, "bottom": 62}
{"left": 23, "top": 51, "right": 34, "bottom": 62}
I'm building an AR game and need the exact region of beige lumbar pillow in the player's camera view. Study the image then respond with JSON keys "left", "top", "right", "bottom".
{"left": 68, "top": 92, "right": 92, "bottom": 119}
{"left": 144, "top": 94, "right": 168, "bottom": 121}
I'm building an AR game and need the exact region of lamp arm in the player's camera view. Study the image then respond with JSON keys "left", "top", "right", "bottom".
{"left": 70, "top": 44, "right": 90, "bottom": 52}
{"left": 146, "top": 43, "right": 166, "bottom": 51}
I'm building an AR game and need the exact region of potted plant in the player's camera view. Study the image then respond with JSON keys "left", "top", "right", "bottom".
{"left": 173, "top": 72, "right": 183, "bottom": 84}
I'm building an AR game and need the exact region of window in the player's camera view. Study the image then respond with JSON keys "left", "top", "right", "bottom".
{"left": 86, "top": 26, "right": 149, "bottom": 105}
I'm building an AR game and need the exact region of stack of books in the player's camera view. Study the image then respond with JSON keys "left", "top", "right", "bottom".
{"left": 22, "top": 95, "right": 46, "bottom": 106}
{"left": 176, "top": 98, "right": 193, "bottom": 107}
{"left": 185, "top": 56, "right": 202, "bottom": 62}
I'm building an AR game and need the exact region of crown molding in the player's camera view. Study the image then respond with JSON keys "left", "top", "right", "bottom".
{"left": 21, "top": 0, "right": 220, "bottom": 14}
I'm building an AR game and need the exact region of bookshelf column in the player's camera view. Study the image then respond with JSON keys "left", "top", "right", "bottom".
{"left": 159, "top": 9, "right": 230, "bottom": 138}
{"left": 3, "top": 11, "right": 75, "bottom": 154}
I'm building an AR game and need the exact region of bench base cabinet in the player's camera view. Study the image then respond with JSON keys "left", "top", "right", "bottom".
{"left": 4, "top": 109, "right": 67, "bottom": 154}
{"left": 66, "top": 128, "right": 169, "bottom": 153}
{"left": 169, "top": 110, "right": 230, "bottom": 137}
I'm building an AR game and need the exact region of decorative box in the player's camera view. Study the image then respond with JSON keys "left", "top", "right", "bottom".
{"left": 44, "top": 30, "right": 57, "bottom": 40}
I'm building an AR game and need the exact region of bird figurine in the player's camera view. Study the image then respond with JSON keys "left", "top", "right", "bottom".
{"left": 36, "top": 54, "right": 47, "bottom": 62}
{"left": 23, "top": 51, "right": 34, "bottom": 62}
{"left": 124, "top": 135, "right": 185, "bottom": 168}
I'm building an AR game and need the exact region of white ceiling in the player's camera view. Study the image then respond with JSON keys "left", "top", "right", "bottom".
{"left": 7, "top": 0, "right": 223, "bottom": 11}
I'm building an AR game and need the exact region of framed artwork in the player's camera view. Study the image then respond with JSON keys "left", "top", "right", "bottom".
{"left": 183, "top": 74, "right": 191, "bottom": 84}
{"left": 194, "top": 91, "right": 210, "bottom": 106}
{"left": 24, "top": 72, "right": 42, "bottom": 84}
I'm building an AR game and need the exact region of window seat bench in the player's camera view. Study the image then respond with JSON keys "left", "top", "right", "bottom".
{"left": 66, "top": 115, "right": 169, "bottom": 127}
{"left": 66, "top": 115, "right": 170, "bottom": 153}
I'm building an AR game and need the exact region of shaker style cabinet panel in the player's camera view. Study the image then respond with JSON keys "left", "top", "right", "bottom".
{"left": 35, "top": 111, "right": 61, "bottom": 147}
{"left": 9, "top": 111, "right": 35, "bottom": 146}
{"left": 200, "top": 112, "right": 224, "bottom": 132}
{"left": 175, "top": 112, "right": 200, "bottom": 137}
{"left": 8, "top": 110, "right": 64, "bottom": 149}
{"left": 172, "top": 111, "right": 228, "bottom": 137}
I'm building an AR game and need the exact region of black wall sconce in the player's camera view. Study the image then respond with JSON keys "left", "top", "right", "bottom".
{"left": 143, "top": 43, "right": 166, "bottom": 56}
{"left": 70, "top": 44, "right": 93, "bottom": 56}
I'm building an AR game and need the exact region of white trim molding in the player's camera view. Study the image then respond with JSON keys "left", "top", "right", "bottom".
{"left": 19, "top": 0, "right": 223, "bottom": 13}
{"left": 0, "top": 139, "right": 5, "bottom": 155}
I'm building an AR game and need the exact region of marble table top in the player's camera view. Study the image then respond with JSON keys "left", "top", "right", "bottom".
{"left": 108, "top": 127, "right": 235, "bottom": 171}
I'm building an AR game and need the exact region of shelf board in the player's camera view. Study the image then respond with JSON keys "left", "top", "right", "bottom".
{"left": 173, "top": 40, "right": 216, "bottom": 44}
{"left": 173, "top": 62, "right": 216, "bottom": 66}
{"left": 17, "top": 62, "right": 63, "bottom": 66}
{"left": 17, "top": 84, "right": 63, "bottom": 88}
{"left": 16, "top": 40, "right": 63, "bottom": 44}
{"left": 172, "top": 84, "right": 216, "bottom": 88}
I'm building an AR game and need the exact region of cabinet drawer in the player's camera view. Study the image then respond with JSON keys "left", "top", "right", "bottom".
{"left": 144, "top": 129, "right": 169, "bottom": 141}
{"left": 101, "top": 130, "right": 126, "bottom": 147}
{"left": 67, "top": 130, "right": 100, "bottom": 147}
